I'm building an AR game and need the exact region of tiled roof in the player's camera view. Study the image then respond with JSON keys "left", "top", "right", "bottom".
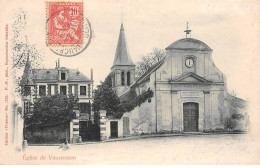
{"left": 166, "top": 38, "right": 212, "bottom": 51}
{"left": 32, "top": 69, "right": 58, "bottom": 81}
{"left": 112, "top": 24, "right": 135, "bottom": 67}
{"left": 68, "top": 69, "right": 91, "bottom": 81}
{"left": 32, "top": 68, "right": 91, "bottom": 82}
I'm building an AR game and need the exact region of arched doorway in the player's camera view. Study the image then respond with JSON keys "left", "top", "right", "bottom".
{"left": 183, "top": 102, "right": 199, "bottom": 132}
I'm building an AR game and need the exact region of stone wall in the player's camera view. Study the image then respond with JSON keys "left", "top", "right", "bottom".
{"left": 100, "top": 96, "right": 155, "bottom": 140}
{"left": 225, "top": 94, "right": 248, "bottom": 131}
{"left": 122, "top": 96, "right": 155, "bottom": 135}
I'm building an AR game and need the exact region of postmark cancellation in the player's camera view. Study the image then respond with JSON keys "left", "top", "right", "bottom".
{"left": 46, "top": 1, "right": 92, "bottom": 57}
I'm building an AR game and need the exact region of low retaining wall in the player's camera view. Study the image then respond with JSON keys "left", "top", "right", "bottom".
{"left": 25, "top": 123, "right": 70, "bottom": 144}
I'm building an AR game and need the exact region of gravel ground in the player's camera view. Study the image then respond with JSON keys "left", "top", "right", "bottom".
{"left": 19, "top": 134, "right": 260, "bottom": 164}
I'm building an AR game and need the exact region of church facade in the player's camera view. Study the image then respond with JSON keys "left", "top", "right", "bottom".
{"left": 103, "top": 24, "right": 233, "bottom": 139}
{"left": 130, "top": 38, "right": 227, "bottom": 133}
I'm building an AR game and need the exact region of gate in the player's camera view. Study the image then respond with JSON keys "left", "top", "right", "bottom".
{"left": 79, "top": 121, "right": 100, "bottom": 141}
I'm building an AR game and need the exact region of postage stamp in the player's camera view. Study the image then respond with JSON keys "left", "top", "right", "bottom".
{"left": 46, "top": 1, "right": 92, "bottom": 57}
{"left": 47, "top": 2, "right": 83, "bottom": 45}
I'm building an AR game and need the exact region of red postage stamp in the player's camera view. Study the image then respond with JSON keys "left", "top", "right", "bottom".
{"left": 47, "top": 2, "right": 83, "bottom": 45}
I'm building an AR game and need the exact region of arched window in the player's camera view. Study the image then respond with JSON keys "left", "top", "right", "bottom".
{"left": 121, "top": 71, "right": 125, "bottom": 86}
{"left": 127, "top": 71, "right": 130, "bottom": 86}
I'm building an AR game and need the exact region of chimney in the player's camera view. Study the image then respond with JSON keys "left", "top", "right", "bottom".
{"left": 55, "top": 60, "right": 58, "bottom": 69}
{"left": 58, "top": 58, "right": 60, "bottom": 68}
{"left": 91, "top": 68, "right": 93, "bottom": 81}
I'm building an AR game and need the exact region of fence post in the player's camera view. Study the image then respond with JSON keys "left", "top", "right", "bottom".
{"left": 70, "top": 109, "right": 81, "bottom": 143}
{"left": 100, "top": 110, "right": 107, "bottom": 141}
{"left": 70, "top": 121, "right": 73, "bottom": 143}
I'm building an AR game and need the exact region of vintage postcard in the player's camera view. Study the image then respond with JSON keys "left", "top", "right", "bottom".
{"left": 0, "top": 0, "right": 259, "bottom": 165}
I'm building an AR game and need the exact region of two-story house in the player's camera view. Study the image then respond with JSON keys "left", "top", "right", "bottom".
{"left": 20, "top": 57, "right": 94, "bottom": 141}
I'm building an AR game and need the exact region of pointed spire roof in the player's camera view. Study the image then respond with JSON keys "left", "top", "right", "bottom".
{"left": 112, "top": 23, "right": 135, "bottom": 67}
{"left": 20, "top": 55, "right": 35, "bottom": 86}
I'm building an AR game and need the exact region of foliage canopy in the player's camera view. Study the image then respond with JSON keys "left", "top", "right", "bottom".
{"left": 25, "top": 94, "right": 78, "bottom": 128}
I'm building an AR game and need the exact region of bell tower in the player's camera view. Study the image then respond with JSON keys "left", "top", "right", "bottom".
{"left": 111, "top": 23, "right": 135, "bottom": 97}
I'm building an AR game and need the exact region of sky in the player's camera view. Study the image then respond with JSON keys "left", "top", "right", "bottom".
{"left": 1, "top": 0, "right": 259, "bottom": 102}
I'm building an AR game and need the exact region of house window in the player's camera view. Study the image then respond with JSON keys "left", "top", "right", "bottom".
{"left": 61, "top": 72, "right": 66, "bottom": 80}
{"left": 80, "top": 86, "right": 86, "bottom": 95}
{"left": 71, "top": 85, "right": 75, "bottom": 95}
{"left": 39, "top": 85, "right": 46, "bottom": 96}
{"left": 50, "top": 85, "right": 55, "bottom": 95}
{"left": 127, "top": 71, "right": 130, "bottom": 86}
{"left": 88, "top": 84, "right": 91, "bottom": 97}
{"left": 121, "top": 71, "right": 125, "bottom": 86}
{"left": 24, "top": 102, "right": 31, "bottom": 114}
{"left": 60, "top": 86, "right": 67, "bottom": 95}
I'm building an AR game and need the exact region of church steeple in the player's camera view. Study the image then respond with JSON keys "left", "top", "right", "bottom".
{"left": 112, "top": 23, "right": 135, "bottom": 67}
{"left": 111, "top": 23, "right": 136, "bottom": 97}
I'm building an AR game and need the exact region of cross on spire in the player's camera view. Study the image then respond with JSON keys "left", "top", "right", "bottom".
{"left": 184, "top": 22, "right": 192, "bottom": 38}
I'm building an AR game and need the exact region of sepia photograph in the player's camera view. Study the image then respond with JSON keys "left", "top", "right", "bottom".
{"left": 0, "top": 0, "right": 259, "bottom": 165}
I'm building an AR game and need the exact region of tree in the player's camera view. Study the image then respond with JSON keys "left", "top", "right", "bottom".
{"left": 103, "top": 72, "right": 112, "bottom": 88}
{"left": 25, "top": 94, "right": 78, "bottom": 128}
{"left": 12, "top": 9, "right": 45, "bottom": 97}
{"left": 92, "top": 79, "right": 120, "bottom": 120}
{"left": 135, "top": 48, "right": 166, "bottom": 78}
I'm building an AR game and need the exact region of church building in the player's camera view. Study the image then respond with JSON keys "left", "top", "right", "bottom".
{"left": 103, "top": 23, "right": 233, "bottom": 139}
